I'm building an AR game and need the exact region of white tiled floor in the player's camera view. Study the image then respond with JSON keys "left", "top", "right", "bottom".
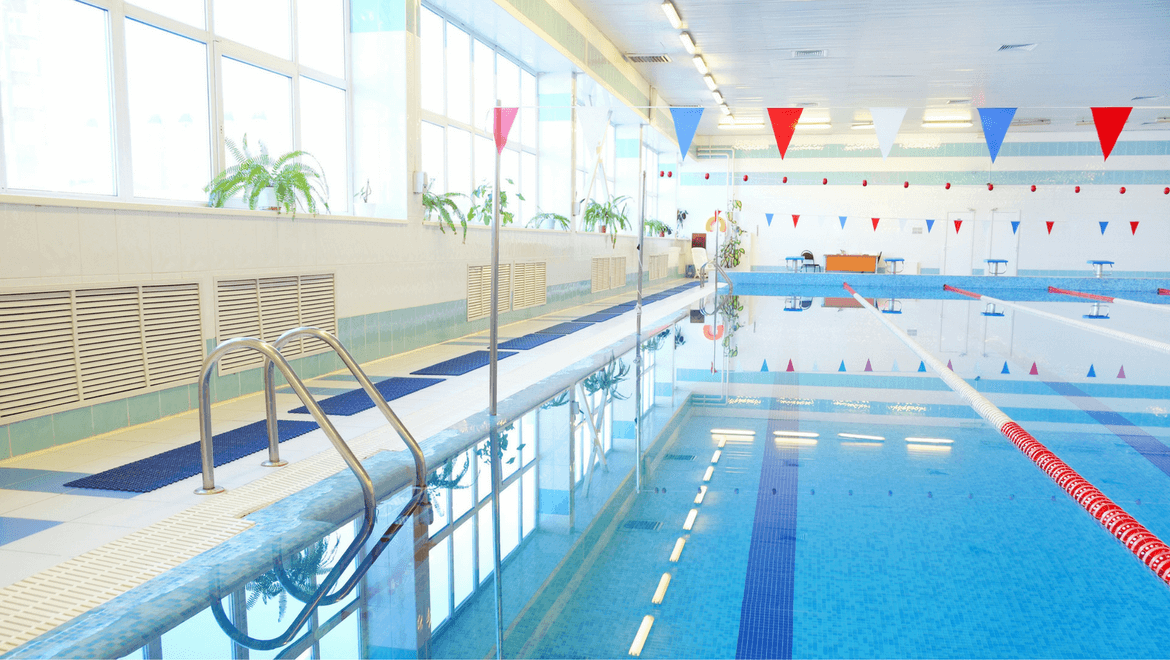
{"left": 0, "top": 281, "right": 710, "bottom": 590}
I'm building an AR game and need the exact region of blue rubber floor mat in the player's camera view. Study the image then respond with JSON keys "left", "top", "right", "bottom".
{"left": 574, "top": 312, "right": 621, "bottom": 323}
{"left": 63, "top": 420, "right": 320, "bottom": 493}
{"left": 411, "top": 350, "right": 518, "bottom": 376}
{"left": 534, "top": 322, "right": 593, "bottom": 335}
{"left": 288, "top": 377, "right": 444, "bottom": 416}
{"left": 500, "top": 334, "right": 561, "bottom": 350}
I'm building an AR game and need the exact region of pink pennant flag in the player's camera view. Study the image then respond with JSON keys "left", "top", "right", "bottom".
{"left": 494, "top": 107, "right": 519, "bottom": 154}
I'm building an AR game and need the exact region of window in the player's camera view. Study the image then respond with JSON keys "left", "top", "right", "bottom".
{"left": 299, "top": 78, "right": 347, "bottom": 210}
{"left": 221, "top": 58, "right": 293, "bottom": 157}
{"left": 420, "top": 8, "right": 444, "bottom": 114}
{"left": 296, "top": 0, "right": 345, "bottom": 78}
{"left": 126, "top": 20, "right": 211, "bottom": 201}
{"left": 1, "top": 0, "right": 114, "bottom": 195}
{"left": 446, "top": 24, "right": 470, "bottom": 124}
{"left": 421, "top": 122, "right": 446, "bottom": 193}
{"left": 129, "top": 0, "right": 204, "bottom": 28}
{"left": 214, "top": 0, "right": 291, "bottom": 59}
{"left": 472, "top": 41, "right": 494, "bottom": 129}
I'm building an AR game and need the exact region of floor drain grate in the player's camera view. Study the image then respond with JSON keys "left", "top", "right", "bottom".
{"left": 623, "top": 520, "right": 663, "bottom": 531}
{"left": 664, "top": 454, "right": 696, "bottom": 461}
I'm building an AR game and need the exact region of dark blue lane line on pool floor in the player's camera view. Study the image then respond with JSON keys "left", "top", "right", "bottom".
{"left": 288, "top": 377, "right": 443, "bottom": 416}
{"left": 410, "top": 350, "right": 518, "bottom": 376}
{"left": 736, "top": 413, "right": 799, "bottom": 659}
{"left": 1043, "top": 380, "right": 1170, "bottom": 477}
{"left": 63, "top": 420, "right": 320, "bottom": 493}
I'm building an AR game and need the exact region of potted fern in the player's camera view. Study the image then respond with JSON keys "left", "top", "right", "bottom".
{"left": 422, "top": 179, "right": 468, "bottom": 241}
{"left": 528, "top": 209, "right": 570, "bottom": 231}
{"left": 353, "top": 179, "right": 375, "bottom": 217}
{"left": 205, "top": 135, "right": 329, "bottom": 217}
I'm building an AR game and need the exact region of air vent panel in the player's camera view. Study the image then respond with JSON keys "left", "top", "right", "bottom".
{"left": 997, "top": 43, "right": 1037, "bottom": 52}
{"left": 623, "top": 520, "right": 663, "bottom": 531}
{"left": 792, "top": 49, "right": 826, "bottom": 59}
{"left": 625, "top": 54, "right": 671, "bottom": 63}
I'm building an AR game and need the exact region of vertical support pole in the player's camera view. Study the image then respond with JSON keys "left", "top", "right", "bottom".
{"left": 568, "top": 387, "right": 577, "bottom": 532}
{"left": 229, "top": 588, "right": 250, "bottom": 660}
{"left": 488, "top": 101, "right": 506, "bottom": 659}
{"left": 634, "top": 167, "right": 646, "bottom": 493}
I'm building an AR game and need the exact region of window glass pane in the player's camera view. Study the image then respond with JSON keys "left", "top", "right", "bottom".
{"left": 1, "top": 0, "right": 114, "bottom": 194}
{"left": 421, "top": 121, "right": 445, "bottom": 194}
{"left": 451, "top": 448, "right": 475, "bottom": 520}
{"left": 502, "top": 417, "right": 520, "bottom": 480}
{"left": 522, "top": 469, "right": 536, "bottom": 536}
{"left": 447, "top": 126, "right": 472, "bottom": 204}
{"left": 214, "top": 0, "right": 291, "bottom": 59}
{"left": 126, "top": 21, "right": 210, "bottom": 201}
{"left": 476, "top": 439, "right": 491, "bottom": 502}
{"left": 497, "top": 56, "right": 519, "bottom": 109}
{"left": 474, "top": 134, "right": 493, "bottom": 192}
{"left": 521, "top": 71, "right": 536, "bottom": 147}
{"left": 318, "top": 610, "right": 360, "bottom": 658}
{"left": 472, "top": 41, "right": 493, "bottom": 131}
{"left": 161, "top": 607, "right": 233, "bottom": 658}
{"left": 297, "top": 0, "right": 344, "bottom": 78}
{"left": 521, "top": 411, "right": 536, "bottom": 466}
{"left": 477, "top": 507, "right": 494, "bottom": 583}
{"left": 221, "top": 58, "right": 292, "bottom": 157}
{"left": 500, "top": 480, "right": 519, "bottom": 557}
{"left": 429, "top": 537, "right": 450, "bottom": 630}
{"left": 129, "top": 0, "right": 204, "bottom": 28}
{"left": 521, "top": 152, "right": 535, "bottom": 229}
{"left": 428, "top": 481, "right": 449, "bottom": 538}
{"left": 452, "top": 521, "right": 474, "bottom": 606}
{"left": 446, "top": 24, "right": 470, "bottom": 124}
{"left": 420, "top": 8, "right": 444, "bottom": 114}
{"left": 298, "top": 77, "right": 346, "bottom": 211}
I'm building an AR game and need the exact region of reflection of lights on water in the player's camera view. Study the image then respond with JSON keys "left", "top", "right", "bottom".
{"left": 889, "top": 403, "right": 928, "bottom": 414}
{"left": 776, "top": 397, "right": 814, "bottom": 406}
{"left": 710, "top": 428, "right": 755, "bottom": 436}
{"left": 727, "top": 397, "right": 762, "bottom": 406}
{"left": 832, "top": 400, "right": 871, "bottom": 411}
{"left": 841, "top": 441, "right": 883, "bottom": 448}
{"left": 774, "top": 431, "right": 819, "bottom": 438}
{"left": 838, "top": 433, "right": 886, "bottom": 441}
{"left": 1150, "top": 406, "right": 1168, "bottom": 418}
{"left": 908, "top": 444, "right": 952, "bottom": 454}
{"left": 905, "top": 437, "right": 954, "bottom": 444}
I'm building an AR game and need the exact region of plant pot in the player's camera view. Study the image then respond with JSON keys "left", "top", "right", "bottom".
{"left": 257, "top": 186, "right": 279, "bottom": 211}
{"left": 353, "top": 201, "right": 377, "bottom": 217}
{"left": 659, "top": 231, "right": 665, "bottom": 237}
{"left": 600, "top": 225, "right": 607, "bottom": 233}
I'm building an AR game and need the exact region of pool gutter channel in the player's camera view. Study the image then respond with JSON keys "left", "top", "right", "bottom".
{"left": 4, "top": 305, "right": 692, "bottom": 660}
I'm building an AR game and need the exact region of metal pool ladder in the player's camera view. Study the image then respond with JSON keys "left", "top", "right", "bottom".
{"left": 193, "top": 326, "right": 433, "bottom": 650}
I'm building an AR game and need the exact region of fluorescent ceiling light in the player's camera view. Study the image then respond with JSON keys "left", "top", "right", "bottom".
{"left": 839, "top": 433, "right": 885, "bottom": 441}
{"left": 694, "top": 485, "right": 707, "bottom": 504}
{"left": 679, "top": 32, "right": 697, "bottom": 55}
{"left": 669, "top": 538, "right": 686, "bottom": 562}
{"left": 710, "top": 429, "right": 754, "bottom": 435}
{"left": 922, "top": 120, "right": 973, "bottom": 128}
{"left": 703, "top": 74, "right": 717, "bottom": 91}
{"left": 702, "top": 466, "right": 714, "bottom": 482}
{"left": 651, "top": 573, "right": 672, "bottom": 604}
{"left": 711, "top": 450, "right": 721, "bottom": 464}
{"left": 683, "top": 509, "right": 698, "bottom": 530}
{"left": 630, "top": 616, "right": 655, "bottom": 656}
{"left": 905, "top": 437, "right": 954, "bottom": 444}
{"left": 661, "top": 1, "right": 682, "bottom": 29}
{"left": 795, "top": 123, "right": 831, "bottom": 130}
{"left": 693, "top": 55, "right": 709, "bottom": 75}
{"left": 851, "top": 122, "right": 874, "bottom": 130}
{"left": 711, "top": 90, "right": 724, "bottom": 105}
{"left": 774, "top": 431, "right": 819, "bottom": 438}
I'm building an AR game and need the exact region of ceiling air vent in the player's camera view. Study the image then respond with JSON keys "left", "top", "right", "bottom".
{"left": 997, "top": 43, "right": 1037, "bottom": 52}
{"left": 792, "top": 49, "right": 826, "bottom": 59}
{"left": 625, "top": 54, "right": 672, "bottom": 63}
{"left": 794, "top": 102, "right": 819, "bottom": 108}
{"left": 947, "top": 99, "right": 971, "bottom": 105}
{"left": 1132, "top": 95, "right": 1162, "bottom": 101}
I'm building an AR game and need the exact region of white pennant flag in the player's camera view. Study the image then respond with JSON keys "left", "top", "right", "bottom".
{"left": 870, "top": 107, "right": 908, "bottom": 160}
{"left": 577, "top": 107, "right": 612, "bottom": 164}
{"left": 898, "top": 218, "right": 909, "bottom": 232}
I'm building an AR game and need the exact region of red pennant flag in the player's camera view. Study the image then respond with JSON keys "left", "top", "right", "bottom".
{"left": 1090, "top": 107, "right": 1132, "bottom": 161}
{"left": 1118, "top": 365, "right": 1127, "bottom": 379}
{"left": 864, "top": 359, "right": 873, "bottom": 372}
{"left": 1046, "top": 221, "right": 1055, "bottom": 235}
{"left": 767, "top": 108, "right": 803, "bottom": 159}
{"left": 494, "top": 107, "right": 518, "bottom": 154}
{"left": 792, "top": 214, "right": 800, "bottom": 227}
{"left": 786, "top": 359, "right": 795, "bottom": 372}
{"left": 1029, "top": 362, "right": 1039, "bottom": 375}
{"left": 872, "top": 217, "right": 880, "bottom": 231}
{"left": 954, "top": 220, "right": 963, "bottom": 234}
{"left": 1131, "top": 221, "right": 1139, "bottom": 235}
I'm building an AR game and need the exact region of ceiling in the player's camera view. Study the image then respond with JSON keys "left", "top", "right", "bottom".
{"left": 565, "top": 0, "right": 1170, "bottom": 135}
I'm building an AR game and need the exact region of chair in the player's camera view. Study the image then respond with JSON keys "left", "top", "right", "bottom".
{"left": 801, "top": 250, "right": 821, "bottom": 272}
{"left": 691, "top": 247, "right": 713, "bottom": 285}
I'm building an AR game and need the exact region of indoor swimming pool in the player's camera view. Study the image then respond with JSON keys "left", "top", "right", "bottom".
{"left": 11, "top": 279, "right": 1170, "bottom": 660}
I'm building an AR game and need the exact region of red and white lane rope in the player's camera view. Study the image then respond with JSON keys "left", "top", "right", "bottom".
{"left": 1048, "top": 286, "right": 1170, "bottom": 314}
{"left": 844, "top": 281, "right": 1170, "bottom": 586}
{"left": 944, "top": 284, "right": 1170, "bottom": 356}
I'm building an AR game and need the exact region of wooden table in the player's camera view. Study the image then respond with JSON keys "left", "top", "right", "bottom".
{"left": 824, "top": 254, "right": 878, "bottom": 273}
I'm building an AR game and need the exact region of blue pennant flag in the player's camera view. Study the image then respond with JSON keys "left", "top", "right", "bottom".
{"left": 978, "top": 107, "right": 1017, "bottom": 163}
{"left": 1099, "top": 221, "right": 1109, "bottom": 235}
{"left": 1011, "top": 221, "right": 1020, "bottom": 234}
{"left": 925, "top": 219, "right": 935, "bottom": 233}
{"left": 838, "top": 360, "right": 847, "bottom": 372}
{"left": 918, "top": 361, "right": 927, "bottom": 373}
{"left": 670, "top": 107, "right": 704, "bottom": 160}
{"left": 766, "top": 213, "right": 774, "bottom": 227}
{"left": 839, "top": 216, "right": 847, "bottom": 229}
{"left": 1087, "top": 365, "right": 1097, "bottom": 377}
{"left": 1002, "top": 362, "right": 1011, "bottom": 374}
{"left": 891, "top": 360, "right": 900, "bottom": 372}
{"left": 761, "top": 360, "right": 769, "bottom": 372}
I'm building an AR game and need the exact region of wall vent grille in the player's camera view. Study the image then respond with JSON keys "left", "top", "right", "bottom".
{"left": 215, "top": 274, "right": 336, "bottom": 376}
{"left": 792, "top": 49, "right": 827, "bottom": 59}
{"left": 648, "top": 254, "right": 670, "bottom": 280}
{"left": 625, "top": 54, "right": 671, "bottom": 63}
{"left": 513, "top": 262, "right": 547, "bottom": 311}
{"left": 467, "top": 265, "right": 512, "bottom": 322}
{"left": 0, "top": 282, "right": 203, "bottom": 421}
{"left": 997, "top": 43, "right": 1037, "bottom": 52}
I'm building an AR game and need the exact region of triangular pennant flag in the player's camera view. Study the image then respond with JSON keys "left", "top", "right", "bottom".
{"left": 839, "top": 216, "right": 847, "bottom": 229}
{"left": 925, "top": 219, "right": 935, "bottom": 233}
{"left": 767, "top": 108, "right": 803, "bottom": 159}
{"left": 1001, "top": 362, "right": 1011, "bottom": 374}
{"left": 761, "top": 360, "right": 769, "bottom": 372}
{"left": 1029, "top": 362, "right": 1039, "bottom": 375}
{"left": 870, "top": 107, "right": 908, "bottom": 160}
{"left": 577, "top": 107, "right": 611, "bottom": 166}
{"left": 786, "top": 359, "right": 795, "bottom": 372}
{"left": 792, "top": 214, "right": 800, "bottom": 228}
{"left": 891, "top": 360, "right": 900, "bottom": 372}
{"left": 898, "top": 218, "right": 909, "bottom": 232}
{"left": 954, "top": 219, "right": 963, "bottom": 234}
{"left": 494, "top": 107, "right": 519, "bottom": 154}
{"left": 766, "top": 213, "right": 774, "bottom": 227}
{"left": 977, "top": 107, "right": 1017, "bottom": 163}
{"left": 918, "top": 361, "right": 927, "bottom": 373}
{"left": 1090, "top": 107, "right": 1132, "bottom": 161}
{"left": 1099, "top": 221, "right": 1109, "bottom": 235}
{"left": 1131, "top": 221, "right": 1140, "bottom": 235}
{"left": 1087, "top": 365, "right": 1097, "bottom": 378}
{"left": 838, "top": 360, "right": 847, "bottom": 372}
{"left": 669, "top": 107, "right": 704, "bottom": 159}
{"left": 872, "top": 217, "right": 880, "bottom": 231}
{"left": 1046, "top": 221, "right": 1055, "bottom": 235}
{"left": 1118, "top": 365, "right": 1127, "bottom": 379}
{"left": 864, "top": 359, "right": 873, "bottom": 372}
{"left": 947, "top": 359, "right": 954, "bottom": 371}
{"left": 1011, "top": 221, "right": 1020, "bottom": 234}
{"left": 812, "top": 361, "right": 820, "bottom": 372}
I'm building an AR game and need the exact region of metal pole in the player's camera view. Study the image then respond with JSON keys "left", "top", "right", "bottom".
{"left": 634, "top": 168, "right": 646, "bottom": 493}
{"left": 489, "top": 100, "right": 506, "bottom": 660}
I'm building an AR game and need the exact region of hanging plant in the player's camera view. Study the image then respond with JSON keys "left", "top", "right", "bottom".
{"left": 718, "top": 201, "right": 746, "bottom": 269}
{"left": 583, "top": 358, "right": 631, "bottom": 400}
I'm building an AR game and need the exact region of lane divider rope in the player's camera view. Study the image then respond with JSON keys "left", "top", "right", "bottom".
{"left": 1048, "top": 286, "right": 1170, "bottom": 313}
{"left": 944, "top": 284, "right": 1170, "bottom": 356}
{"left": 844, "top": 281, "right": 1170, "bottom": 586}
